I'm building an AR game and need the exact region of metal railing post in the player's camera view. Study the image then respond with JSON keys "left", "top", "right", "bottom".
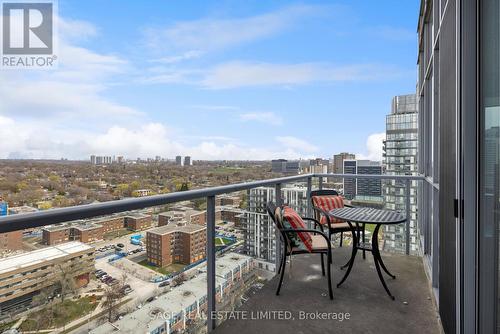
{"left": 306, "top": 176, "right": 312, "bottom": 218}
{"left": 405, "top": 179, "right": 411, "bottom": 255}
{"left": 206, "top": 195, "right": 216, "bottom": 332}
{"left": 274, "top": 183, "right": 282, "bottom": 273}
{"left": 318, "top": 176, "right": 323, "bottom": 190}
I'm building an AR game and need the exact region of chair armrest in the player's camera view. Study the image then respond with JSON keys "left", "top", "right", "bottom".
{"left": 281, "top": 229, "right": 332, "bottom": 252}
{"left": 344, "top": 203, "right": 355, "bottom": 208}
{"left": 301, "top": 217, "right": 324, "bottom": 232}
{"left": 312, "top": 207, "right": 334, "bottom": 230}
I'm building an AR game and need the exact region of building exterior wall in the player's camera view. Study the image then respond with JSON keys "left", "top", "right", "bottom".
{"left": 383, "top": 94, "right": 419, "bottom": 254}
{"left": 0, "top": 243, "right": 94, "bottom": 314}
{"left": 0, "top": 231, "right": 23, "bottom": 251}
{"left": 98, "top": 217, "right": 125, "bottom": 233}
{"left": 125, "top": 215, "right": 152, "bottom": 231}
{"left": 42, "top": 228, "right": 70, "bottom": 245}
{"left": 244, "top": 186, "right": 308, "bottom": 264}
{"left": 147, "top": 226, "right": 206, "bottom": 268}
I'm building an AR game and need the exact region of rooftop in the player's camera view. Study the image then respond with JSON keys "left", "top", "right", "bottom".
{"left": 0, "top": 242, "right": 94, "bottom": 275}
{"left": 148, "top": 223, "right": 206, "bottom": 235}
{"left": 90, "top": 253, "right": 253, "bottom": 334}
{"left": 215, "top": 247, "right": 441, "bottom": 334}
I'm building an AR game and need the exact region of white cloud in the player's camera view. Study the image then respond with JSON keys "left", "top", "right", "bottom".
{"left": 356, "top": 132, "right": 385, "bottom": 161}
{"left": 140, "top": 61, "right": 408, "bottom": 89}
{"left": 276, "top": 136, "right": 319, "bottom": 153}
{"left": 150, "top": 50, "right": 204, "bottom": 64}
{"left": 143, "top": 5, "right": 320, "bottom": 54}
{"left": 0, "top": 18, "right": 138, "bottom": 123}
{"left": 240, "top": 112, "right": 283, "bottom": 125}
{"left": 0, "top": 117, "right": 319, "bottom": 160}
{"left": 58, "top": 17, "right": 98, "bottom": 41}
{"left": 199, "top": 61, "right": 406, "bottom": 89}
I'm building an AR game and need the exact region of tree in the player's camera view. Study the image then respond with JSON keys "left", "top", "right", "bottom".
{"left": 103, "top": 284, "right": 123, "bottom": 322}
{"left": 56, "top": 264, "right": 77, "bottom": 302}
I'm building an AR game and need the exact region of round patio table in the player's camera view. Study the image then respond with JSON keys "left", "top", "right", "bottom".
{"left": 329, "top": 207, "right": 406, "bottom": 300}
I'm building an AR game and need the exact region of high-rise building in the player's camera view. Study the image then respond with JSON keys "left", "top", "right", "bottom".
{"left": 271, "top": 159, "right": 300, "bottom": 174}
{"left": 383, "top": 94, "right": 419, "bottom": 254}
{"left": 175, "top": 156, "right": 182, "bottom": 166}
{"left": 243, "top": 185, "right": 308, "bottom": 269}
{"left": 184, "top": 156, "right": 191, "bottom": 166}
{"left": 343, "top": 160, "right": 382, "bottom": 200}
{"left": 90, "top": 155, "right": 112, "bottom": 165}
{"left": 333, "top": 153, "right": 356, "bottom": 183}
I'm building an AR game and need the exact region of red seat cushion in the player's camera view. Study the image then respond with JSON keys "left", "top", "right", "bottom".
{"left": 282, "top": 206, "right": 313, "bottom": 252}
{"left": 312, "top": 195, "right": 345, "bottom": 225}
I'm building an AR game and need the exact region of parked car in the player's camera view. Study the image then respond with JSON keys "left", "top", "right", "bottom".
{"left": 96, "top": 272, "right": 106, "bottom": 278}
{"left": 108, "top": 279, "right": 119, "bottom": 286}
{"left": 159, "top": 281, "right": 170, "bottom": 288}
{"left": 117, "top": 243, "right": 125, "bottom": 248}
{"left": 146, "top": 296, "right": 155, "bottom": 303}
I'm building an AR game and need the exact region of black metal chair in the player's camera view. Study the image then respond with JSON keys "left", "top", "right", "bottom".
{"left": 310, "top": 190, "right": 366, "bottom": 261}
{"left": 266, "top": 202, "right": 333, "bottom": 300}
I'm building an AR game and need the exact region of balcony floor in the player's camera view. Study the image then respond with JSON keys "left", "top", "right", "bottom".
{"left": 215, "top": 247, "right": 442, "bottom": 334}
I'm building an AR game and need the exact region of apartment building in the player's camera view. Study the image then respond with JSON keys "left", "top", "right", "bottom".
{"left": 70, "top": 223, "right": 104, "bottom": 243}
{"left": 343, "top": 159, "right": 383, "bottom": 201}
{"left": 0, "top": 242, "right": 94, "bottom": 315}
{"left": 383, "top": 94, "right": 419, "bottom": 254}
{"left": 158, "top": 211, "right": 185, "bottom": 226}
{"left": 189, "top": 207, "right": 245, "bottom": 226}
{"left": 124, "top": 214, "right": 152, "bottom": 231}
{"left": 42, "top": 213, "right": 152, "bottom": 245}
{"left": 0, "top": 231, "right": 23, "bottom": 251}
{"left": 90, "top": 253, "right": 255, "bottom": 334}
{"left": 244, "top": 185, "right": 308, "bottom": 268}
{"left": 271, "top": 159, "right": 300, "bottom": 174}
{"left": 146, "top": 224, "right": 206, "bottom": 268}
{"left": 43, "top": 225, "right": 71, "bottom": 245}
{"left": 95, "top": 216, "right": 125, "bottom": 233}
{"left": 216, "top": 195, "right": 241, "bottom": 207}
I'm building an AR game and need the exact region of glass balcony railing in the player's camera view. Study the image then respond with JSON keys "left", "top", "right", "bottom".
{"left": 0, "top": 173, "right": 438, "bottom": 334}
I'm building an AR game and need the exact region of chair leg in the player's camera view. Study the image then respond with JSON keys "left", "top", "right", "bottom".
{"left": 326, "top": 251, "right": 333, "bottom": 300}
{"left": 320, "top": 253, "right": 325, "bottom": 276}
{"left": 276, "top": 253, "right": 287, "bottom": 296}
{"left": 362, "top": 224, "right": 366, "bottom": 260}
{"left": 340, "top": 232, "right": 343, "bottom": 247}
{"left": 277, "top": 252, "right": 283, "bottom": 274}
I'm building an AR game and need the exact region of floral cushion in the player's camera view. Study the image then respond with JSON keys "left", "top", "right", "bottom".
{"left": 281, "top": 206, "right": 313, "bottom": 252}
{"left": 312, "top": 195, "right": 345, "bottom": 225}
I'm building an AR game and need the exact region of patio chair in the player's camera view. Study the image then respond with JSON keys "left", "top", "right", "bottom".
{"left": 266, "top": 202, "right": 333, "bottom": 300}
{"left": 310, "top": 190, "right": 366, "bottom": 260}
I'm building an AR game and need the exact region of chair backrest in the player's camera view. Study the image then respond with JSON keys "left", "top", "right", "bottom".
{"left": 310, "top": 189, "right": 339, "bottom": 198}
{"left": 266, "top": 202, "right": 282, "bottom": 230}
{"left": 310, "top": 189, "right": 340, "bottom": 220}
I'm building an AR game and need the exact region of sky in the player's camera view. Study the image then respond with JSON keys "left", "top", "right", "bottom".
{"left": 0, "top": 0, "right": 420, "bottom": 161}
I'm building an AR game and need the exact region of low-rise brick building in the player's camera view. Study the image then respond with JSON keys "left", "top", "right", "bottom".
{"left": 146, "top": 224, "right": 206, "bottom": 268}
{"left": 124, "top": 214, "right": 152, "bottom": 231}
{"left": 0, "top": 231, "right": 23, "bottom": 251}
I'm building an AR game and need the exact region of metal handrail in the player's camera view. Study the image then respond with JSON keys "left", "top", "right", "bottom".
{"left": 0, "top": 173, "right": 425, "bottom": 233}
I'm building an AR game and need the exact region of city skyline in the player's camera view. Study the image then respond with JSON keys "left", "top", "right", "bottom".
{"left": 0, "top": 0, "right": 419, "bottom": 161}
